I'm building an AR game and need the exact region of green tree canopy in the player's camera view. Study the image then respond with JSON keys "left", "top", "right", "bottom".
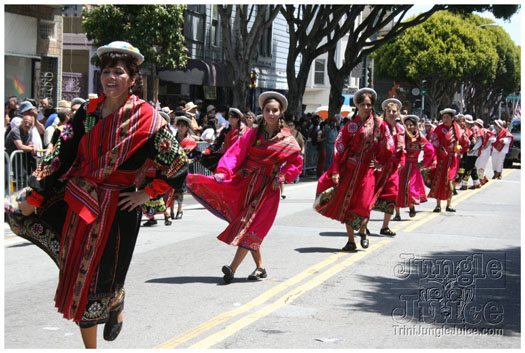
{"left": 82, "top": 5, "right": 188, "bottom": 100}
{"left": 372, "top": 10, "right": 519, "bottom": 119}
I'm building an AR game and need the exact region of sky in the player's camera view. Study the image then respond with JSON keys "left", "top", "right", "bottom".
{"left": 404, "top": 4, "right": 521, "bottom": 47}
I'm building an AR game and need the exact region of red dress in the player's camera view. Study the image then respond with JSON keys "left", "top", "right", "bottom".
{"left": 373, "top": 122, "right": 406, "bottom": 214}
{"left": 314, "top": 114, "right": 394, "bottom": 230}
{"left": 186, "top": 128, "right": 302, "bottom": 251}
{"left": 428, "top": 122, "right": 468, "bottom": 201}
{"left": 397, "top": 132, "right": 435, "bottom": 208}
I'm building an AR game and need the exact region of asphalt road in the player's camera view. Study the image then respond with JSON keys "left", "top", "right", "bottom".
{"left": 4, "top": 165, "right": 521, "bottom": 349}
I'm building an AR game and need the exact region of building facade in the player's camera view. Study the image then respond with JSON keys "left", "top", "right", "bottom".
{"left": 5, "top": 5, "right": 64, "bottom": 105}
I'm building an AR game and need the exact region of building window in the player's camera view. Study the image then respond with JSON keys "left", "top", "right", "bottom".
{"left": 258, "top": 6, "right": 272, "bottom": 57}
{"left": 184, "top": 5, "right": 206, "bottom": 57}
{"left": 39, "top": 19, "right": 56, "bottom": 41}
{"left": 211, "top": 5, "right": 219, "bottom": 47}
{"left": 314, "top": 59, "right": 325, "bottom": 85}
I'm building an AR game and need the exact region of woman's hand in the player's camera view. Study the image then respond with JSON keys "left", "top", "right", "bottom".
{"left": 19, "top": 200, "right": 36, "bottom": 216}
{"left": 272, "top": 174, "right": 286, "bottom": 190}
{"left": 214, "top": 173, "right": 226, "bottom": 182}
{"left": 369, "top": 160, "right": 383, "bottom": 171}
{"left": 331, "top": 173, "right": 340, "bottom": 185}
{"left": 118, "top": 190, "right": 150, "bottom": 212}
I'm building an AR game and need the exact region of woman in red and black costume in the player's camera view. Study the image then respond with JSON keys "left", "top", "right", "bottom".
{"left": 8, "top": 41, "right": 188, "bottom": 348}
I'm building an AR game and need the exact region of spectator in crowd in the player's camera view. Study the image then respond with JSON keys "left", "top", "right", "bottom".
{"left": 44, "top": 106, "right": 71, "bottom": 147}
{"left": 215, "top": 105, "right": 229, "bottom": 130}
{"left": 184, "top": 101, "right": 201, "bottom": 133}
{"left": 193, "top": 99, "right": 203, "bottom": 120}
{"left": 5, "top": 113, "right": 36, "bottom": 156}
{"left": 316, "top": 121, "right": 327, "bottom": 178}
{"left": 323, "top": 116, "right": 339, "bottom": 171}
{"left": 5, "top": 113, "right": 37, "bottom": 188}
{"left": 70, "top": 97, "right": 86, "bottom": 116}
{"left": 37, "top": 97, "right": 51, "bottom": 122}
{"left": 7, "top": 95, "right": 19, "bottom": 120}
{"left": 201, "top": 118, "right": 217, "bottom": 143}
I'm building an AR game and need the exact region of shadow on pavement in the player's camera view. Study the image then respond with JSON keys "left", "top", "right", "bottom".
{"left": 6, "top": 242, "right": 33, "bottom": 248}
{"left": 294, "top": 247, "right": 342, "bottom": 253}
{"left": 343, "top": 246, "right": 520, "bottom": 336}
{"left": 145, "top": 276, "right": 257, "bottom": 285}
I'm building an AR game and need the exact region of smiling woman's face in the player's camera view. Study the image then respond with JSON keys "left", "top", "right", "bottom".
{"left": 101, "top": 60, "right": 135, "bottom": 100}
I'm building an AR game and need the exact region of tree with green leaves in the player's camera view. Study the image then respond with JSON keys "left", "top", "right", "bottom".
{"left": 280, "top": 4, "right": 519, "bottom": 118}
{"left": 82, "top": 5, "right": 188, "bottom": 102}
{"left": 373, "top": 10, "right": 520, "bottom": 120}
{"left": 217, "top": 5, "right": 281, "bottom": 109}
{"left": 462, "top": 15, "right": 521, "bottom": 120}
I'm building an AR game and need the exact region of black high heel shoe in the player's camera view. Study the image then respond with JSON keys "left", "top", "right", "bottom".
{"left": 104, "top": 302, "right": 124, "bottom": 341}
{"left": 175, "top": 211, "right": 183, "bottom": 220}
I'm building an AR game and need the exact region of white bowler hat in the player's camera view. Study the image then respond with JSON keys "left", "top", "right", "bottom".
{"left": 464, "top": 114, "right": 474, "bottom": 124}
{"left": 353, "top": 88, "right": 377, "bottom": 105}
{"left": 175, "top": 115, "right": 193, "bottom": 125}
{"left": 228, "top": 107, "right": 243, "bottom": 118}
{"left": 494, "top": 119, "right": 504, "bottom": 129}
{"left": 259, "top": 91, "right": 288, "bottom": 113}
{"left": 71, "top": 97, "right": 86, "bottom": 106}
{"left": 381, "top": 98, "right": 402, "bottom": 110}
{"left": 97, "top": 41, "right": 144, "bottom": 65}
{"left": 440, "top": 108, "right": 456, "bottom": 116}
{"left": 403, "top": 114, "right": 419, "bottom": 124}
{"left": 475, "top": 119, "right": 484, "bottom": 127}
{"left": 158, "top": 111, "right": 170, "bottom": 123}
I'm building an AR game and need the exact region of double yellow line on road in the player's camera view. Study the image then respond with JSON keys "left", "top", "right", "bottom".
{"left": 155, "top": 240, "right": 391, "bottom": 348}
{"left": 155, "top": 169, "right": 515, "bottom": 349}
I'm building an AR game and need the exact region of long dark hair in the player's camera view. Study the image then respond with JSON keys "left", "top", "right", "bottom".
{"left": 98, "top": 52, "right": 143, "bottom": 96}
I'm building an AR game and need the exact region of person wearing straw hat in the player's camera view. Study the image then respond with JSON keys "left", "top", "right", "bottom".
{"left": 460, "top": 114, "right": 482, "bottom": 189}
{"left": 314, "top": 88, "right": 394, "bottom": 251}
{"left": 491, "top": 119, "right": 513, "bottom": 180}
{"left": 474, "top": 119, "right": 496, "bottom": 185}
{"left": 372, "top": 98, "right": 406, "bottom": 236}
{"left": 186, "top": 91, "right": 302, "bottom": 284}
{"left": 6, "top": 41, "right": 189, "bottom": 348}
{"left": 427, "top": 108, "right": 469, "bottom": 213}
{"left": 394, "top": 114, "right": 435, "bottom": 220}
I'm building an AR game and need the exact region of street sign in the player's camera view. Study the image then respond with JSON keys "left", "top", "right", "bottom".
{"left": 507, "top": 95, "right": 520, "bottom": 100}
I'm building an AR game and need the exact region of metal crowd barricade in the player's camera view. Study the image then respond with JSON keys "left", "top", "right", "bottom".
{"left": 8, "top": 150, "right": 36, "bottom": 194}
{"left": 192, "top": 141, "right": 213, "bottom": 176}
{"left": 302, "top": 140, "right": 319, "bottom": 175}
{"left": 5, "top": 151, "right": 10, "bottom": 195}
